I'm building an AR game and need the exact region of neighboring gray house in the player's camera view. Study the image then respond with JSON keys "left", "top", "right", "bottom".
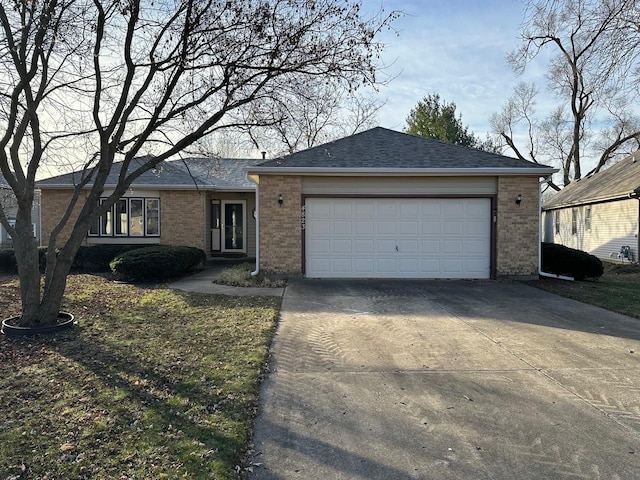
{"left": 0, "top": 175, "right": 41, "bottom": 248}
{"left": 542, "top": 152, "right": 640, "bottom": 262}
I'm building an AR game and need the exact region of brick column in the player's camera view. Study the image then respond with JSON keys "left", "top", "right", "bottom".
{"left": 258, "top": 175, "right": 303, "bottom": 275}
{"left": 496, "top": 176, "right": 541, "bottom": 278}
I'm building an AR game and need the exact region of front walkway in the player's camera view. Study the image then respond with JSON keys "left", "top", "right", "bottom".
{"left": 168, "top": 261, "right": 284, "bottom": 297}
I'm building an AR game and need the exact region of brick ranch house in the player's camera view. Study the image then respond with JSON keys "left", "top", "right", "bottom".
{"left": 37, "top": 158, "right": 261, "bottom": 257}
{"left": 248, "top": 127, "right": 556, "bottom": 279}
{"left": 37, "top": 127, "right": 556, "bottom": 279}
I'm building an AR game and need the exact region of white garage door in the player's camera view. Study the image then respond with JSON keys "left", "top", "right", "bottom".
{"left": 305, "top": 198, "right": 491, "bottom": 279}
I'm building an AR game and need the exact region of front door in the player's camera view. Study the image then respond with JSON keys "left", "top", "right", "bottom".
{"left": 221, "top": 200, "right": 246, "bottom": 253}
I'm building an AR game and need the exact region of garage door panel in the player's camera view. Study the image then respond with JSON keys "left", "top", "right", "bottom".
{"left": 421, "top": 223, "right": 442, "bottom": 235}
{"left": 466, "top": 239, "right": 489, "bottom": 255}
{"left": 355, "top": 221, "right": 374, "bottom": 234}
{"left": 377, "top": 202, "right": 397, "bottom": 216}
{"left": 355, "top": 202, "right": 375, "bottom": 216}
{"left": 308, "top": 239, "right": 330, "bottom": 254}
{"left": 399, "top": 221, "right": 419, "bottom": 235}
{"left": 332, "top": 201, "right": 353, "bottom": 217}
{"left": 444, "top": 222, "right": 464, "bottom": 235}
{"left": 354, "top": 258, "right": 375, "bottom": 273}
{"left": 376, "top": 258, "right": 397, "bottom": 272}
{"left": 443, "top": 239, "right": 464, "bottom": 254}
{"left": 398, "top": 239, "right": 419, "bottom": 254}
{"left": 421, "top": 240, "right": 441, "bottom": 254}
{"left": 305, "top": 198, "right": 491, "bottom": 279}
{"left": 376, "top": 239, "right": 397, "bottom": 253}
{"left": 333, "top": 220, "right": 352, "bottom": 235}
{"left": 465, "top": 220, "right": 488, "bottom": 235}
{"left": 399, "top": 258, "right": 419, "bottom": 272}
{"left": 376, "top": 221, "right": 396, "bottom": 235}
{"left": 332, "top": 239, "right": 352, "bottom": 254}
{"left": 354, "top": 239, "right": 374, "bottom": 254}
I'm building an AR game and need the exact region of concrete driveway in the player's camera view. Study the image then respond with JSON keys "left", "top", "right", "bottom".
{"left": 248, "top": 279, "right": 640, "bottom": 480}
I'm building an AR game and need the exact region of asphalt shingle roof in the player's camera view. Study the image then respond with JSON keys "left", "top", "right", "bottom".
{"left": 37, "top": 157, "right": 261, "bottom": 190}
{"left": 256, "top": 127, "right": 554, "bottom": 171}
{"left": 543, "top": 152, "right": 640, "bottom": 209}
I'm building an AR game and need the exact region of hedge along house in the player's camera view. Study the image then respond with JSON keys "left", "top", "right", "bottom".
{"left": 542, "top": 151, "right": 640, "bottom": 262}
{"left": 248, "top": 127, "right": 557, "bottom": 279}
{"left": 37, "top": 158, "right": 262, "bottom": 257}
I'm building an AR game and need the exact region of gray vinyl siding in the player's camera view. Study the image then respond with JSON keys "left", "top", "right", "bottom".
{"left": 550, "top": 198, "right": 639, "bottom": 261}
{"left": 302, "top": 176, "right": 498, "bottom": 195}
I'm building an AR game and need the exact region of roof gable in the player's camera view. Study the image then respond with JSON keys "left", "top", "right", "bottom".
{"left": 255, "top": 127, "right": 554, "bottom": 172}
{"left": 543, "top": 152, "right": 640, "bottom": 209}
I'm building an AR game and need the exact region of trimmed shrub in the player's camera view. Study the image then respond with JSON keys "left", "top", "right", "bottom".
{"left": 110, "top": 245, "right": 206, "bottom": 282}
{"left": 0, "top": 247, "right": 48, "bottom": 273}
{"left": 73, "top": 244, "right": 152, "bottom": 271}
{"left": 542, "top": 242, "right": 604, "bottom": 280}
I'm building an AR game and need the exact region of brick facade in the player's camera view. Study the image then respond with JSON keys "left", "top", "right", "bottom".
{"left": 160, "top": 190, "right": 206, "bottom": 251}
{"left": 496, "top": 176, "right": 541, "bottom": 277}
{"left": 258, "top": 175, "right": 303, "bottom": 274}
{"left": 39, "top": 188, "right": 206, "bottom": 251}
{"left": 256, "top": 174, "right": 543, "bottom": 278}
{"left": 40, "top": 189, "right": 86, "bottom": 247}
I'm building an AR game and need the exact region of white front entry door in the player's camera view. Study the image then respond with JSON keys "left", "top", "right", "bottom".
{"left": 305, "top": 198, "right": 491, "bottom": 279}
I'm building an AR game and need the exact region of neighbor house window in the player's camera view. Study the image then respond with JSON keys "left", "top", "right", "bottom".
{"left": 555, "top": 211, "right": 560, "bottom": 234}
{"left": 584, "top": 206, "right": 592, "bottom": 232}
{"left": 571, "top": 208, "right": 578, "bottom": 235}
{"left": 89, "top": 197, "right": 160, "bottom": 237}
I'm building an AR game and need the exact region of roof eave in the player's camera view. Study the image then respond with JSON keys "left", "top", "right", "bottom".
{"left": 247, "top": 167, "right": 558, "bottom": 177}
{"left": 543, "top": 191, "right": 640, "bottom": 210}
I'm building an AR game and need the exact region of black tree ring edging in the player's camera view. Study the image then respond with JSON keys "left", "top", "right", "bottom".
{"left": 1, "top": 312, "right": 76, "bottom": 337}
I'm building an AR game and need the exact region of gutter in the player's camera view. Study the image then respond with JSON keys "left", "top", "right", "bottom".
{"left": 539, "top": 177, "right": 573, "bottom": 281}
{"left": 247, "top": 167, "right": 557, "bottom": 177}
{"left": 250, "top": 182, "right": 260, "bottom": 277}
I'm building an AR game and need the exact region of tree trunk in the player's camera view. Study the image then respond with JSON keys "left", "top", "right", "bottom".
{"left": 11, "top": 205, "right": 78, "bottom": 327}
{"left": 12, "top": 216, "right": 44, "bottom": 326}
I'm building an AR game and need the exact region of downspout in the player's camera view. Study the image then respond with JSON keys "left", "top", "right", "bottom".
{"left": 539, "top": 177, "right": 573, "bottom": 281}
{"left": 250, "top": 181, "right": 260, "bottom": 277}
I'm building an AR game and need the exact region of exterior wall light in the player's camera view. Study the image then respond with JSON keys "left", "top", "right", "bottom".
{"left": 516, "top": 194, "right": 522, "bottom": 205}
{"left": 278, "top": 193, "right": 284, "bottom": 206}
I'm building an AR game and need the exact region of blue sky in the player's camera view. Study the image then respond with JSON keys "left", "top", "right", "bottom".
{"left": 372, "top": 0, "right": 553, "bottom": 137}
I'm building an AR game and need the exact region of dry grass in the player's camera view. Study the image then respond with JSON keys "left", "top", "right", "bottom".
{"left": 525, "top": 261, "right": 640, "bottom": 320}
{"left": 215, "top": 263, "right": 286, "bottom": 288}
{"left": 0, "top": 273, "right": 281, "bottom": 479}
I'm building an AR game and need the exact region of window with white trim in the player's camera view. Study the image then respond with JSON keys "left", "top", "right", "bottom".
{"left": 89, "top": 198, "right": 160, "bottom": 237}
{"left": 584, "top": 206, "right": 592, "bottom": 232}
{"left": 571, "top": 208, "right": 578, "bottom": 235}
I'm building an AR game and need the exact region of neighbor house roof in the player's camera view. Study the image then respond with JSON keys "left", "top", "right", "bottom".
{"left": 37, "top": 157, "right": 261, "bottom": 190}
{"left": 249, "top": 127, "right": 557, "bottom": 176}
{"left": 543, "top": 152, "right": 640, "bottom": 210}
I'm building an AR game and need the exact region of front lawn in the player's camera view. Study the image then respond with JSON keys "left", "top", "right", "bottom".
{"left": 0, "top": 274, "right": 280, "bottom": 480}
{"left": 525, "top": 261, "right": 640, "bottom": 320}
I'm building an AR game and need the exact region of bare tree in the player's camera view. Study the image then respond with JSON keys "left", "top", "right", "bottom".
{"left": 494, "top": 0, "right": 640, "bottom": 186}
{"left": 243, "top": 78, "right": 384, "bottom": 156}
{"left": 0, "top": 0, "right": 397, "bottom": 326}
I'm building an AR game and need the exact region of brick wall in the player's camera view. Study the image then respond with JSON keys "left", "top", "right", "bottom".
{"left": 258, "top": 175, "right": 302, "bottom": 274}
{"left": 40, "top": 188, "right": 206, "bottom": 251}
{"left": 496, "top": 176, "right": 540, "bottom": 277}
{"left": 160, "top": 190, "right": 206, "bottom": 250}
{"left": 40, "top": 189, "right": 86, "bottom": 247}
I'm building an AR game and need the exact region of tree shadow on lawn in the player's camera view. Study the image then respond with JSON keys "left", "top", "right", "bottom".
{"left": 0, "top": 287, "right": 277, "bottom": 479}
